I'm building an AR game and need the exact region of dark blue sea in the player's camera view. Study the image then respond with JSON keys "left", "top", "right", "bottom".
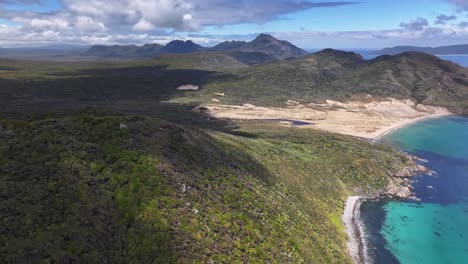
{"left": 359, "top": 116, "right": 468, "bottom": 263}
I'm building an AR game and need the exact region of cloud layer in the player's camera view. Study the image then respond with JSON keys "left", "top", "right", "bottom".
{"left": 0, "top": 0, "right": 358, "bottom": 46}
{"left": 399, "top": 17, "right": 429, "bottom": 31}
{"left": 1, "top": 0, "right": 468, "bottom": 48}
{"left": 435, "top": 14, "right": 457, "bottom": 25}
{"left": 448, "top": 0, "right": 468, "bottom": 11}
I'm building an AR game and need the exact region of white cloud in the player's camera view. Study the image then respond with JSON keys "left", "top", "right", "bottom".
{"left": 1, "top": 0, "right": 468, "bottom": 47}
{"left": 60, "top": 0, "right": 198, "bottom": 31}
{"left": 12, "top": 16, "right": 69, "bottom": 31}
{"left": 75, "top": 16, "right": 107, "bottom": 33}
{"left": 132, "top": 19, "right": 154, "bottom": 32}
{"left": 128, "top": 0, "right": 198, "bottom": 31}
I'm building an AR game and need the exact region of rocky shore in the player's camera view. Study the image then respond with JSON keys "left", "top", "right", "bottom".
{"left": 343, "top": 154, "right": 431, "bottom": 263}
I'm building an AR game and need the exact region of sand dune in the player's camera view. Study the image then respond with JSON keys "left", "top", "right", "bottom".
{"left": 203, "top": 98, "right": 451, "bottom": 139}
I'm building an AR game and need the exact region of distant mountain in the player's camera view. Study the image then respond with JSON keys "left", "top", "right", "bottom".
{"left": 209, "top": 40, "right": 246, "bottom": 51}
{"left": 86, "top": 40, "right": 204, "bottom": 58}
{"left": 375, "top": 44, "right": 468, "bottom": 55}
{"left": 85, "top": 34, "right": 307, "bottom": 60}
{"left": 210, "top": 33, "right": 308, "bottom": 59}
{"left": 160, "top": 40, "right": 205, "bottom": 54}
{"left": 136, "top": 43, "right": 164, "bottom": 57}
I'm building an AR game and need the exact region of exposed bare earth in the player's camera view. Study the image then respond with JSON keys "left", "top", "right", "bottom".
{"left": 203, "top": 98, "right": 451, "bottom": 139}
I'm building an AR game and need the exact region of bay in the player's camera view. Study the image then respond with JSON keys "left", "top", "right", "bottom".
{"left": 360, "top": 116, "right": 468, "bottom": 264}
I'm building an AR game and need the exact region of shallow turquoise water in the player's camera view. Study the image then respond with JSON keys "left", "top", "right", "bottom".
{"left": 361, "top": 116, "right": 468, "bottom": 264}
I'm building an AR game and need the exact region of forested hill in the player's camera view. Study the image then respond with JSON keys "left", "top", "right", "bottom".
{"left": 0, "top": 113, "right": 410, "bottom": 263}
{"left": 374, "top": 44, "right": 468, "bottom": 55}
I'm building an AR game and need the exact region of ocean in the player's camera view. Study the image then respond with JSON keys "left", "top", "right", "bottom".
{"left": 359, "top": 116, "right": 468, "bottom": 263}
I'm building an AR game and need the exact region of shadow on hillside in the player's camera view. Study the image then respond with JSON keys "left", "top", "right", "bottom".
{"left": 0, "top": 62, "right": 285, "bottom": 263}
{"left": 7, "top": 65, "right": 230, "bottom": 100}
{"left": 0, "top": 63, "right": 256, "bottom": 138}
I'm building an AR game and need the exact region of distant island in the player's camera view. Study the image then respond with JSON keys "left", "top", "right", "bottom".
{"left": 374, "top": 44, "right": 468, "bottom": 55}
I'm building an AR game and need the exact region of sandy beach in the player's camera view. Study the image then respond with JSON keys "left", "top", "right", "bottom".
{"left": 370, "top": 112, "right": 452, "bottom": 140}
{"left": 203, "top": 98, "right": 453, "bottom": 263}
{"left": 202, "top": 98, "right": 452, "bottom": 139}
{"left": 343, "top": 196, "right": 366, "bottom": 264}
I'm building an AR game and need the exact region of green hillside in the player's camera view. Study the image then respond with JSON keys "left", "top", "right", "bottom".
{"left": 176, "top": 50, "right": 468, "bottom": 113}
{"left": 2, "top": 43, "right": 460, "bottom": 264}
{"left": 0, "top": 113, "right": 410, "bottom": 263}
{"left": 375, "top": 43, "right": 468, "bottom": 55}
{"left": 2, "top": 49, "right": 468, "bottom": 115}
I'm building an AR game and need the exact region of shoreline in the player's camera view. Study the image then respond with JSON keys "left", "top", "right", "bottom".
{"left": 343, "top": 113, "right": 453, "bottom": 264}
{"left": 343, "top": 196, "right": 366, "bottom": 264}
{"left": 371, "top": 113, "right": 453, "bottom": 140}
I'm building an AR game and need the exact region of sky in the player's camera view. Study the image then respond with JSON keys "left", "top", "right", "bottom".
{"left": 1, "top": 0, "right": 468, "bottom": 48}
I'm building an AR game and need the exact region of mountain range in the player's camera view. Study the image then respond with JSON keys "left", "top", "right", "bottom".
{"left": 375, "top": 44, "right": 468, "bottom": 55}
{"left": 85, "top": 34, "right": 308, "bottom": 60}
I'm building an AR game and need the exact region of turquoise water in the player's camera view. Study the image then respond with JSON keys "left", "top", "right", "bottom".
{"left": 360, "top": 116, "right": 468, "bottom": 263}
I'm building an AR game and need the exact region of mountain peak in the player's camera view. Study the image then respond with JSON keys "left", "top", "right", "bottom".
{"left": 245, "top": 33, "right": 307, "bottom": 59}
{"left": 208, "top": 34, "right": 307, "bottom": 59}
{"left": 166, "top": 40, "right": 192, "bottom": 44}
{"left": 254, "top": 33, "right": 277, "bottom": 41}
{"left": 162, "top": 40, "right": 204, "bottom": 54}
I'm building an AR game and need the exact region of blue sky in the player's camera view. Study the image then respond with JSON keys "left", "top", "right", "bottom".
{"left": 204, "top": 0, "right": 452, "bottom": 33}
{"left": 0, "top": 0, "right": 467, "bottom": 48}
{"left": 3, "top": 0, "right": 63, "bottom": 12}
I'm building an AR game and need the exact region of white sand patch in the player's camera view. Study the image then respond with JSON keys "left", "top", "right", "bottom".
{"left": 203, "top": 98, "right": 451, "bottom": 139}
{"left": 177, "top": 84, "right": 199, "bottom": 91}
{"left": 343, "top": 196, "right": 364, "bottom": 264}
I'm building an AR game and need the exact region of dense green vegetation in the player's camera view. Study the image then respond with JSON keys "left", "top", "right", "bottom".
{"left": 0, "top": 113, "right": 410, "bottom": 263}
{"left": 1, "top": 44, "right": 466, "bottom": 262}
{"left": 3, "top": 47, "right": 467, "bottom": 116}
{"left": 0, "top": 57, "right": 232, "bottom": 116}
{"left": 176, "top": 50, "right": 468, "bottom": 113}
